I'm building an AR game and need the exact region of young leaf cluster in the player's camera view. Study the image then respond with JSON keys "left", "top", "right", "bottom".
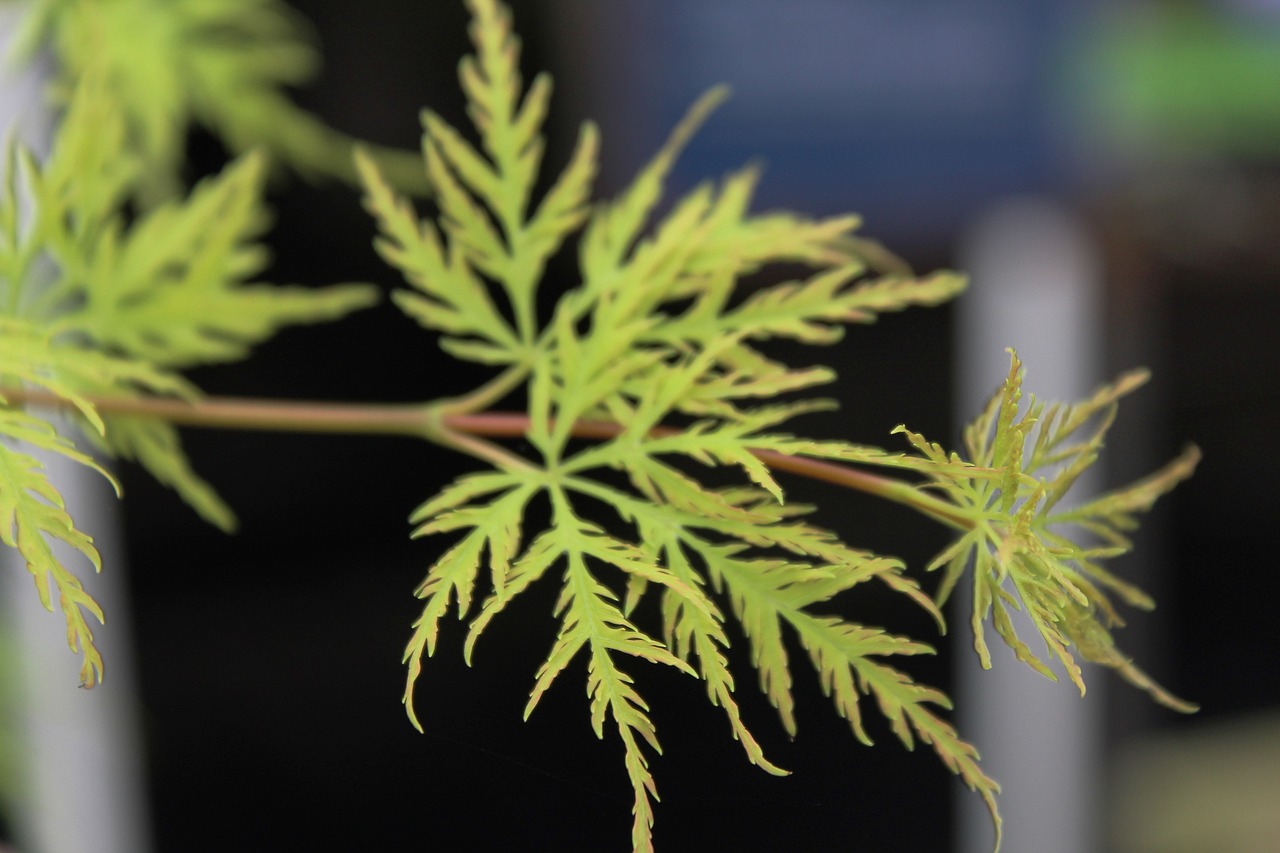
{"left": 363, "top": 2, "right": 1001, "bottom": 849}
{"left": 0, "top": 78, "right": 375, "bottom": 685}
{"left": 895, "top": 349, "right": 1200, "bottom": 710}
{"left": 3, "top": 0, "right": 425, "bottom": 203}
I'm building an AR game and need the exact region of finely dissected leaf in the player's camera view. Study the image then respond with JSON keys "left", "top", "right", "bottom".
{"left": 407, "top": 475, "right": 710, "bottom": 850}
{"left": 521, "top": 504, "right": 701, "bottom": 853}
{"left": 13, "top": 0, "right": 424, "bottom": 203}
{"left": 94, "top": 415, "right": 237, "bottom": 533}
{"left": 388, "top": 4, "right": 997, "bottom": 850}
{"left": 1, "top": 79, "right": 136, "bottom": 324}
{"left": 59, "top": 150, "right": 378, "bottom": 368}
{"left": 2, "top": 321, "right": 232, "bottom": 536}
{"left": 683, "top": 166, "right": 862, "bottom": 275}
{"left": 699, "top": 527, "right": 1000, "bottom": 836}
{"left": 579, "top": 86, "right": 731, "bottom": 289}
{"left": 899, "top": 349, "right": 1199, "bottom": 713}
{"left": 361, "top": 0, "right": 599, "bottom": 357}
{"left": 496, "top": 494, "right": 709, "bottom": 720}
{"left": 645, "top": 521, "right": 787, "bottom": 776}
{"left": 0, "top": 417, "right": 110, "bottom": 689}
{"left": 3, "top": 321, "right": 234, "bottom": 530}
{"left": 837, "top": 630, "right": 1002, "bottom": 845}
{"left": 705, "top": 549, "right": 808, "bottom": 736}
{"left": 401, "top": 473, "right": 535, "bottom": 729}
{"left": 0, "top": 323, "right": 198, "bottom": 657}
{"left": 672, "top": 267, "right": 968, "bottom": 347}
{"left": 357, "top": 148, "right": 520, "bottom": 363}
{"left": 10, "top": 0, "right": 1206, "bottom": 847}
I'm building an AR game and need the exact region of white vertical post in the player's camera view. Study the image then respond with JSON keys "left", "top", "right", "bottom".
{"left": 2, "top": 10, "right": 154, "bottom": 852}
{"left": 954, "top": 198, "right": 1105, "bottom": 853}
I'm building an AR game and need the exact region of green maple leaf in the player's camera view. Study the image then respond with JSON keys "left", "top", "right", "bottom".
{"left": 367, "top": 3, "right": 999, "bottom": 849}
{"left": 896, "top": 349, "right": 1200, "bottom": 711}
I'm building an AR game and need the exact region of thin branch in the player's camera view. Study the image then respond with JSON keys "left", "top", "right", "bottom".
{"left": 433, "top": 362, "right": 531, "bottom": 416}
{"left": 3, "top": 387, "right": 968, "bottom": 526}
{"left": 447, "top": 412, "right": 971, "bottom": 528}
{"left": 429, "top": 417, "right": 540, "bottom": 474}
{"left": 10, "top": 391, "right": 437, "bottom": 438}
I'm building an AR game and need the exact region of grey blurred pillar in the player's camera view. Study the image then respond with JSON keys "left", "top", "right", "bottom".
{"left": 1, "top": 11, "right": 154, "bottom": 853}
{"left": 954, "top": 198, "right": 1105, "bottom": 853}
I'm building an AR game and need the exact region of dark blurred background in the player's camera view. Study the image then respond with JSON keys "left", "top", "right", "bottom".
{"left": 11, "top": 1, "right": 1280, "bottom": 851}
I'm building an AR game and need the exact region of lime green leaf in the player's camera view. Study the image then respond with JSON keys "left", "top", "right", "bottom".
{"left": 0, "top": 434, "right": 106, "bottom": 688}
{"left": 392, "top": 5, "right": 1000, "bottom": 849}
{"left": 402, "top": 475, "right": 535, "bottom": 730}
{"left": 645, "top": 522, "right": 787, "bottom": 776}
{"left": 362, "top": 0, "right": 603, "bottom": 360}
{"left": 358, "top": 149, "right": 518, "bottom": 357}
{"left": 580, "top": 85, "right": 730, "bottom": 285}
{"left": 703, "top": 549, "right": 806, "bottom": 736}
{"left": 527, "top": 543, "right": 694, "bottom": 853}
{"left": 460, "top": 0, "right": 545, "bottom": 227}
{"left": 95, "top": 416, "right": 237, "bottom": 533}
{"left": 902, "top": 350, "right": 1198, "bottom": 713}
{"left": 0, "top": 319, "right": 190, "bottom": 434}
{"left": 714, "top": 267, "right": 967, "bottom": 346}
{"left": 684, "top": 165, "right": 863, "bottom": 275}
{"left": 462, "top": 526, "right": 564, "bottom": 664}
{"left": 61, "top": 150, "right": 378, "bottom": 368}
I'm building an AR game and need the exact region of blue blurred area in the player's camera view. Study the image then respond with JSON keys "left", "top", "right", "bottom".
{"left": 585, "top": 0, "right": 1280, "bottom": 248}
{"left": 593, "top": 0, "right": 1080, "bottom": 246}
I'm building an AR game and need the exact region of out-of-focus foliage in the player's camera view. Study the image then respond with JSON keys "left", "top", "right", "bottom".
{"left": 0, "top": 78, "right": 375, "bottom": 685}
{"left": 3, "top": 0, "right": 426, "bottom": 203}
{"left": 897, "top": 350, "right": 1199, "bottom": 711}
{"left": 1081, "top": 6, "right": 1280, "bottom": 157}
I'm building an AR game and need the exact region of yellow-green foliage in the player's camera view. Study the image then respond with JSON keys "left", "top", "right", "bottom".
{"left": 0, "top": 77, "right": 376, "bottom": 684}
{"left": 4, "top": 0, "right": 424, "bottom": 203}
{"left": 357, "top": 2, "right": 1186, "bottom": 849}
{"left": 373, "top": 10, "right": 974, "bottom": 850}
{"left": 1, "top": 1, "right": 1199, "bottom": 850}
{"left": 898, "top": 350, "right": 1200, "bottom": 711}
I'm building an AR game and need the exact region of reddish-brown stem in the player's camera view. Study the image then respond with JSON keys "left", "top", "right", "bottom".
{"left": 443, "top": 412, "right": 969, "bottom": 527}
{"left": 4, "top": 387, "right": 968, "bottom": 527}
{"left": 9, "top": 391, "right": 434, "bottom": 437}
